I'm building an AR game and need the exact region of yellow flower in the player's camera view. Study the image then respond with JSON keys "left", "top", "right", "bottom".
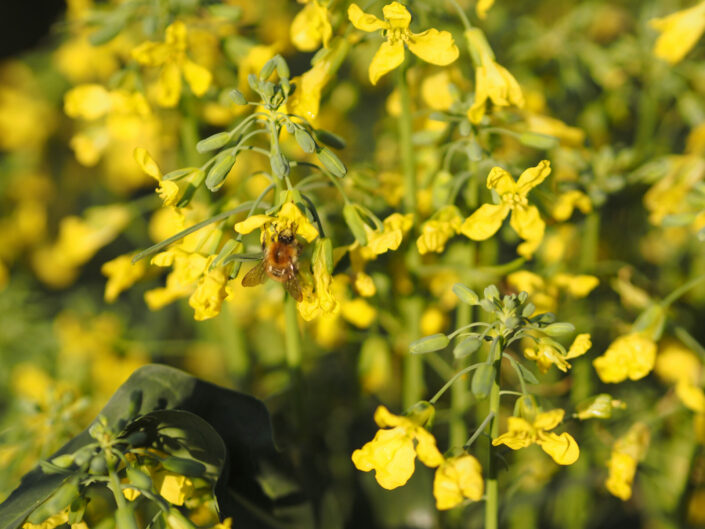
{"left": 189, "top": 266, "right": 230, "bottom": 321}
{"left": 296, "top": 240, "right": 340, "bottom": 321}
{"left": 358, "top": 212, "right": 414, "bottom": 260}
{"left": 132, "top": 21, "right": 212, "bottom": 107}
{"left": 676, "top": 380, "right": 705, "bottom": 413}
{"left": 492, "top": 409, "right": 579, "bottom": 465}
{"left": 234, "top": 201, "right": 319, "bottom": 243}
{"left": 476, "top": 0, "right": 495, "bottom": 19}
{"left": 551, "top": 190, "right": 592, "bottom": 221}
{"left": 650, "top": 1, "right": 705, "bottom": 64}
{"left": 605, "top": 422, "right": 650, "bottom": 501}
{"left": 655, "top": 340, "right": 700, "bottom": 385}
{"left": 465, "top": 28, "right": 524, "bottom": 123}
{"left": 416, "top": 206, "right": 463, "bottom": 255}
{"left": 524, "top": 333, "right": 592, "bottom": 374}
{"left": 64, "top": 84, "right": 113, "bottom": 120}
{"left": 155, "top": 472, "right": 194, "bottom": 505}
{"left": 102, "top": 254, "right": 147, "bottom": 302}
{"left": 133, "top": 147, "right": 182, "bottom": 206}
{"left": 460, "top": 161, "right": 550, "bottom": 259}
{"left": 433, "top": 454, "right": 484, "bottom": 510}
{"left": 290, "top": 0, "right": 332, "bottom": 51}
{"left": 347, "top": 2, "right": 459, "bottom": 85}
{"left": 352, "top": 404, "right": 444, "bottom": 489}
{"left": 593, "top": 333, "right": 657, "bottom": 383}
{"left": 145, "top": 251, "right": 212, "bottom": 310}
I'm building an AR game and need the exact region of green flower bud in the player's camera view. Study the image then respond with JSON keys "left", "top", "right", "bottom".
{"left": 51, "top": 454, "right": 75, "bottom": 468}
{"left": 294, "top": 128, "right": 317, "bottom": 154}
{"left": 126, "top": 467, "right": 152, "bottom": 490}
{"left": 542, "top": 322, "right": 576, "bottom": 336}
{"left": 343, "top": 204, "right": 368, "bottom": 245}
{"left": 471, "top": 364, "right": 496, "bottom": 399}
{"left": 229, "top": 88, "right": 247, "bottom": 105}
{"left": 206, "top": 153, "right": 237, "bottom": 191}
{"left": 453, "top": 284, "right": 479, "bottom": 305}
{"left": 196, "top": 132, "right": 231, "bottom": 153}
{"left": 518, "top": 132, "right": 559, "bottom": 150}
{"left": 317, "top": 146, "right": 347, "bottom": 178}
{"left": 454, "top": 336, "right": 482, "bottom": 359}
{"left": 314, "top": 129, "right": 346, "bottom": 149}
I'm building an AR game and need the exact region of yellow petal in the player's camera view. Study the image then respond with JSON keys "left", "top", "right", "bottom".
{"left": 373, "top": 405, "right": 407, "bottom": 428}
{"left": 460, "top": 203, "right": 509, "bottom": 240}
{"left": 64, "top": 84, "right": 112, "bottom": 120}
{"left": 533, "top": 409, "right": 564, "bottom": 431}
{"left": 433, "top": 455, "right": 484, "bottom": 510}
{"left": 352, "top": 427, "right": 416, "bottom": 489}
{"left": 516, "top": 160, "right": 551, "bottom": 195}
{"left": 565, "top": 333, "right": 592, "bottom": 360}
{"left": 182, "top": 59, "right": 212, "bottom": 97}
{"left": 492, "top": 416, "right": 535, "bottom": 450}
{"left": 538, "top": 432, "right": 579, "bottom": 465}
{"left": 131, "top": 41, "right": 171, "bottom": 66}
{"left": 553, "top": 274, "right": 599, "bottom": 297}
{"left": 347, "top": 3, "right": 386, "bottom": 32}
{"left": 157, "top": 61, "right": 182, "bottom": 108}
{"left": 369, "top": 39, "right": 405, "bottom": 85}
{"left": 476, "top": 0, "right": 495, "bottom": 19}
{"left": 133, "top": 147, "right": 162, "bottom": 180}
{"left": 234, "top": 214, "right": 272, "bottom": 235}
{"left": 605, "top": 452, "right": 636, "bottom": 500}
{"left": 382, "top": 2, "right": 411, "bottom": 29}
{"left": 506, "top": 270, "right": 545, "bottom": 295}
{"left": 165, "top": 21, "right": 188, "bottom": 50}
{"left": 650, "top": 2, "right": 705, "bottom": 64}
{"left": 486, "top": 166, "right": 517, "bottom": 195}
{"left": 291, "top": 1, "right": 332, "bottom": 51}
{"left": 676, "top": 380, "right": 705, "bottom": 413}
{"left": 408, "top": 29, "right": 459, "bottom": 66}
{"left": 509, "top": 205, "right": 545, "bottom": 247}
{"left": 414, "top": 427, "right": 444, "bottom": 468}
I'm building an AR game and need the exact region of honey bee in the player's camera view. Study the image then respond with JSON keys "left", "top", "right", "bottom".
{"left": 241, "top": 228, "right": 303, "bottom": 301}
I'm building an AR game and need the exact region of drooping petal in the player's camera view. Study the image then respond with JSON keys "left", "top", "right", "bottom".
{"left": 156, "top": 61, "right": 182, "bottom": 108}
{"left": 538, "top": 432, "right": 579, "bottom": 465}
{"left": 565, "top": 333, "right": 592, "bottom": 359}
{"left": 460, "top": 204, "right": 509, "bottom": 241}
{"left": 369, "top": 39, "right": 405, "bottom": 85}
{"left": 605, "top": 452, "right": 637, "bottom": 501}
{"left": 291, "top": 1, "right": 332, "bottom": 51}
{"left": 182, "top": 59, "right": 212, "bottom": 97}
{"left": 347, "top": 3, "right": 386, "bottom": 32}
{"left": 533, "top": 409, "right": 564, "bottom": 431}
{"left": 433, "top": 455, "right": 484, "bottom": 510}
{"left": 408, "top": 29, "right": 459, "bottom": 66}
{"left": 351, "top": 427, "right": 416, "bottom": 489}
{"left": 650, "top": 2, "right": 705, "bottom": 64}
{"left": 509, "top": 205, "right": 545, "bottom": 249}
{"left": 516, "top": 160, "right": 551, "bottom": 195}
{"left": 382, "top": 2, "right": 411, "bottom": 29}
{"left": 373, "top": 404, "right": 407, "bottom": 428}
{"left": 133, "top": 147, "right": 162, "bottom": 180}
{"left": 467, "top": 66, "right": 488, "bottom": 124}
{"left": 414, "top": 427, "right": 444, "bottom": 467}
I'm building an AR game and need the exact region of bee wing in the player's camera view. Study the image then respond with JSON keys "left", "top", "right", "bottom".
{"left": 284, "top": 276, "right": 303, "bottom": 302}
{"left": 241, "top": 261, "right": 267, "bottom": 287}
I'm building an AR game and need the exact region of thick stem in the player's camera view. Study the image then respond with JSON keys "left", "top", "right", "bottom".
{"left": 402, "top": 297, "right": 424, "bottom": 409}
{"left": 397, "top": 63, "right": 416, "bottom": 214}
{"left": 485, "top": 340, "right": 502, "bottom": 529}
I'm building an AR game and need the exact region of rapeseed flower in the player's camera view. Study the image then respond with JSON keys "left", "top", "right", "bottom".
{"left": 465, "top": 28, "right": 524, "bottom": 123}
{"left": 493, "top": 409, "right": 579, "bottom": 465}
{"left": 347, "top": 2, "right": 459, "bottom": 85}
{"left": 132, "top": 21, "right": 212, "bottom": 107}
{"left": 416, "top": 206, "right": 463, "bottom": 255}
{"left": 605, "top": 422, "right": 650, "bottom": 500}
{"left": 133, "top": 147, "right": 182, "bottom": 206}
{"left": 461, "top": 161, "right": 550, "bottom": 258}
{"left": 101, "top": 254, "right": 147, "bottom": 302}
{"left": 433, "top": 454, "right": 484, "bottom": 510}
{"left": 234, "top": 201, "right": 319, "bottom": 243}
{"left": 650, "top": 1, "right": 705, "bottom": 64}
{"left": 593, "top": 333, "right": 657, "bottom": 383}
{"left": 290, "top": 0, "right": 332, "bottom": 51}
{"left": 655, "top": 341, "right": 705, "bottom": 413}
{"left": 352, "top": 404, "right": 443, "bottom": 489}
{"left": 524, "top": 333, "right": 592, "bottom": 373}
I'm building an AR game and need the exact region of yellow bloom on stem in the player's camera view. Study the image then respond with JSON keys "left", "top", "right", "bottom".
{"left": 290, "top": 0, "right": 332, "bottom": 52}
{"left": 234, "top": 201, "right": 319, "bottom": 243}
{"left": 189, "top": 265, "right": 230, "bottom": 321}
{"left": 296, "top": 239, "right": 340, "bottom": 321}
{"left": 650, "top": 1, "right": 705, "bottom": 65}
{"left": 347, "top": 2, "right": 459, "bottom": 85}
{"left": 416, "top": 205, "right": 463, "bottom": 255}
{"left": 492, "top": 409, "right": 579, "bottom": 465}
{"left": 460, "top": 161, "right": 550, "bottom": 259}
{"left": 132, "top": 21, "right": 212, "bottom": 107}
{"left": 101, "top": 253, "right": 147, "bottom": 302}
{"left": 476, "top": 0, "right": 495, "bottom": 20}
{"left": 605, "top": 422, "right": 650, "bottom": 501}
{"left": 593, "top": 333, "right": 657, "bottom": 383}
{"left": 352, "top": 404, "right": 443, "bottom": 489}
{"left": 524, "top": 333, "right": 592, "bottom": 374}
{"left": 551, "top": 190, "right": 592, "bottom": 221}
{"left": 358, "top": 212, "right": 414, "bottom": 259}
{"left": 465, "top": 28, "right": 524, "bottom": 123}
{"left": 134, "top": 147, "right": 182, "bottom": 206}
{"left": 433, "top": 454, "right": 484, "bottom": 510}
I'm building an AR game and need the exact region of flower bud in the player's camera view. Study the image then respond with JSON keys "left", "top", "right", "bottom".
{"left": 410, "top": 333, "right": 450, "bottom": 354}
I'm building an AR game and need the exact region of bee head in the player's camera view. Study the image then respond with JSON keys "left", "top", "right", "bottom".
{"left": 278, "top": 228, "right": 295, "bottom": 244}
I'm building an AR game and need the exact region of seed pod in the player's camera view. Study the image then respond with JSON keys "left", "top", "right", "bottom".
{"left": 161, "top": 456, "right": 207, "bottom": 477}
{"left": 343, "top": 204, "right": 368, "bottom": 246}
{"left": 27, "top": 479, "right": 80, "bottom": 524}
{"left": 317, "top": 146, "right": 346, "bottom": 178}
{"left": 453, "top": 284, "right": 479, "bottom": 305}
{"left": 126, "top": 467, "right": 152, "bottom": 490}
{"left": 206, "top": 153, "right": 237, "bottom": 191}
{"left": 294, "top": 128, "right": 316, "bottom": 154}
{"left": 471, "top": 364, "right": 495, "bottom": 399}
{"left": 196, "top": 132, "right": 231, "bottom": 153}
{"left": 453, "top": 336, "right": 481, "bottom": 359}
{"left": 410, "top": 334, "right": 450, "bottom": 354}
{"left": 229, "top": 89, "right": 247, "bottom": 105}
{"left": 542, "top": 322, "right": 575, "bottom": 336}
{"left": 270, "top": 151, "right": 290, "bottom": 179}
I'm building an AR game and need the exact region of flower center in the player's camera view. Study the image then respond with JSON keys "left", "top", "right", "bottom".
{"left": 385, "top": 27, "right": 410, "bottom": 44}
{"left": 501, "top": 192, "right": 528, "bottom": 208}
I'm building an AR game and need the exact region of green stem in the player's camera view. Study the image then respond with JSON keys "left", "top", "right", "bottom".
{"left": 397, "top": 62, "right": 416, "bottom": 214}
{"left": 661, "top": 273, "right": 705, "bottom": 307}
{"left": 485, "top": 340, "right": 502, "bottom": 529}
{"left": 464, "top": 411, "right": 494, "bottom": 450}
{"left": 580, "top": 212, "right": 600, "bottom": 271}
{"left": 446, "top": 0, "right": 473, "bottom": 31}
{"left": 403, "top": 297, "right": 424, "bottom": 409}
{"left": 284, "top": 294, "right": 302, "bottom": 371}
{"left": 429, "top": 362, "right": 482, "bottom": 404}
{"left": 450, "top": 303, "right": 471, "bottom": 447}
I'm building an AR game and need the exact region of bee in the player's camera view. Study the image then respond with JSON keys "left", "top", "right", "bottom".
{"left": 241, "top": 228, "right": 303, "bottom": 301}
